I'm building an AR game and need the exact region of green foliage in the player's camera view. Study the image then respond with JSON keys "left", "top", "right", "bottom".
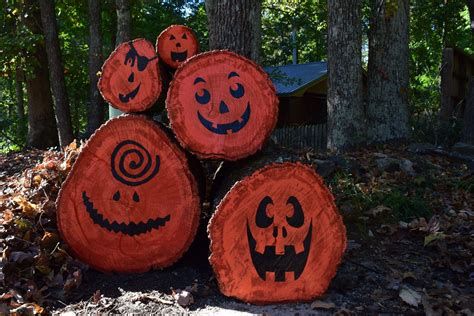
{"left": 261, "top": 0, "right": 327, "bottom": 66}
{"left": 331, "top": 171, "right": 432, "bottom": 223}
{"left": 409, "top": 1, "right": 472, "bottom": 117}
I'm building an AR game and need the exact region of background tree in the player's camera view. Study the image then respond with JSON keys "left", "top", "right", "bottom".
{"left": 261, "top": 0, "right": 327, "bottom": 66}
{"left": 22, "top": 0, "right": 58, "bottom": 149}
{"left": 39, "top": 0, "right": 73, "bottom": 147}
{"left": 468, "top": 0, "right": 474, "bottom": 33}
{"left": 109, "top": 0, "right": 131, "bottom": 119}
{"left": 205, "top": 0, "right": 261, "bottom": 62}
{"left": 367, "top": 0, "right": 410, "bottom": 143}
{"left": 86, "top": 0, "right": 104, "bottom": 135}
{"left": 327, "top": 0, "right": 365, "bottom": 150}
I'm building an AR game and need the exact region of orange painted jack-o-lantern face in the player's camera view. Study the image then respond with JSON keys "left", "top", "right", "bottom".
{"left": 166, "top": 51, "right": 279, "bottom": 160}
{"left": 209, "top": 163, "right": 346, "bottom": 303}
{"left": 98, "top": 39, "right": 162, "bottom": 112}
{"left": 156, "top": 25, "right": 199, "bottom": 69}
{"left": 57, "top": 116, "right": 200, "bottom": 273}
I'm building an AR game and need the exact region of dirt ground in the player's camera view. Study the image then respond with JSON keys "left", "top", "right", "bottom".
{"left": 0, "top": 142, "right": 472, "bottom": 315}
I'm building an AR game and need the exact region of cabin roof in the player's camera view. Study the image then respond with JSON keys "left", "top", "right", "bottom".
{"left": 264, "top": 61, "right": 327, "bottom": 96}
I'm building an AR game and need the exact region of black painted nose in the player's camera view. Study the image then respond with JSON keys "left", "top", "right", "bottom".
{"left": 219, "top": 100, "right": 229, "bottom": 113}
{"left": 176, "top": 42, "right": 181, "bottom": 48}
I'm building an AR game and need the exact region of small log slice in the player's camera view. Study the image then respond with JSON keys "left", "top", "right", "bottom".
{"left": 166, "top": 50, "right": 279, "bottom": 161}
{"left": 98, "top": 38, "right": 162, "bottom": 113}
{"left": 156, "top": 25, "right": 199, "bottom": 69}
{"left": 57, "top": 115, "right": 200, "bottom": 273}
{"left": 208, "top": 161, "right": 346, "bottom": 304}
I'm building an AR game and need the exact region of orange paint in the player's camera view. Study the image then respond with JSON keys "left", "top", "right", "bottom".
{"left": 57, "top": 115, "right": 200, "bottom": 273}
{"left": 156, "top": 25, "right": 199, "bottom": 69}
{"left": 98, "top": 39, "right": 162, "bottom": 113}
{"left": 167, "top": 50, "right": 279, "bottom": 160}
{"left": 209, "top": 163, "right": 346, "bottom": 304}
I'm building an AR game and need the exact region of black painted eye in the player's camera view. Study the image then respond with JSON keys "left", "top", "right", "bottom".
{"left": 170, "top": 35, "right": 176, "bottom": 40}
{"left": 113, "top": 191, "right": 120, "bottom": 201}
{"left": 133, "top": 192, "right": 140, "bottom": 202}
{"left": 195, "top": 89, "right": 210, "bottom": 104}
{"left": 182, "top": 33, "right": 187, "bottom": 39}
{"left": 256, "top": 196, "right": 273, "bottom": 228}
{"left": 230, "top": 83, "right": 245, "bottom": 99}
{"left": 286, "top": 196, "right": 304, "bottom": 228}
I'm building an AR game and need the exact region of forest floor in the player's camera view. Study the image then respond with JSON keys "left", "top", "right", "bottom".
{"left": 0, "top": 142, "right": 472, "bottom": 315}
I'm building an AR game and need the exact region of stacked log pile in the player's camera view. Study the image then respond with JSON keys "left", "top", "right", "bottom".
{"left": 56, "top": 25, "right": 346, "bottom": 304}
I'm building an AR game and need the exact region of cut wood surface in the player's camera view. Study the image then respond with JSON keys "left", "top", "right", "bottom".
{"left": 209, "top": 162, "right": 346, "bottom": 304}
{"left": 98, "top": 39, "right": 162, "bottom": 113}
{"left": 56, "top": 115, "right": 200, "bottom": 273}
{"left": 166, "top": 50, "right": 279, "bottom": 161}
{"left": 156, "top": 25, "right": 199, "bottom": 69}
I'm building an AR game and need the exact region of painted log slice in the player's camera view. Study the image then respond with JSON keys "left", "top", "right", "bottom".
{"left": 57, "top": 115, "right": 200, "bottom": 273}
{"left": 208, "top": 162, "right": 346, "bottom": 304}
{"left": 98, "top": 39, "right": 162, "bottom": 113}
{"left": 156, "top": 25, "right": 199, "bottom": 69}
{"left": 166, "top": 50, "right": 279, "bottom": 161}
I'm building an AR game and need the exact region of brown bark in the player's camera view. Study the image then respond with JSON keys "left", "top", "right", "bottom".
{"left": 327, "top": 0, "right": 365, "bottom": 150}
{"left": 439, "top": 48, "right": 455, "bottom": 121}
{"left": 15, "top": 67, "right": 25, "bottom": 122}
{"left": 39, "top": 0, "right": 74, "bottom": 147}
{"left": 22, "top": 0, "right": 58, "bottom": 149}
{"left": 205, "top": 0, "right": 261, "bottom": 62}
{"left": 109, "top": 0, "right": 131, "bottom": 119}
{"left": 367, "top": 0, "right": 410, "bottom": 143}
{"left": 462, "top": 78, "right": 474, "bottom": 144}
{"left": 87, "top": 0, "right": 105, "bottom": 135}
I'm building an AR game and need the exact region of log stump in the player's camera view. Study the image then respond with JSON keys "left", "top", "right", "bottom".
{"left": 98, "top": 38, "right": 162, "bottom": 113}
{"left": 166, "top": 50, "right": 279, "bottom": 161}
{"left": 57, "top": 115, "right": 200, "bottom": 273}
{"left": 156, "top": 25, "right": 199, "bottom": 69}
{"left": 208, "top": 162, "right": 346, "bottom": 304}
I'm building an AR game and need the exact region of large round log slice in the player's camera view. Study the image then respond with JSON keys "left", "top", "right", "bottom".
{"left": 57, "top": 115, "right": 200, "bottom": 273}
{"left": 208, "top": 162, "right": 346, "bottom": 304}
{"left": 166, "top": 50, "right": 279, "bottom": 161}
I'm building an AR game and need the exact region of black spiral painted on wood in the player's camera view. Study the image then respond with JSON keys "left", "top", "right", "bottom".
{"left": 111, "top": 140, "right": 160, "bottom": 186}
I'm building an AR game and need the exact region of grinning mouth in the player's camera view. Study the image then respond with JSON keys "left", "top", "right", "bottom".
{"left": 119, "top": 84, "right": 141, "bottom": 103}
{"left": 171, "top": 50, "right": 188, "bottom": 62}
{"left": 197, "top": 103, "right": 251, "bottom": 135}
{"left": 82, "top": 191, "right": 170, "bottom": 236}
{"left": 246, "top": 221, "right": 312, "bottom": 282}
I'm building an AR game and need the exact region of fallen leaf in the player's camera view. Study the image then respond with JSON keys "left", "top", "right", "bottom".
{"left": 13, "top": 196, "right": 39, "bottom": 218}
{"left": 365, "top": 205, "right": 391, "bottom": 217}
{"left": 311, "top": 300, "right": 336, "bottom": 309}
{"left": 399, "top": 287, "right": 422, "bottom": 307}
{"left": 424, "top": 232, "right": 446, "bottom": 246}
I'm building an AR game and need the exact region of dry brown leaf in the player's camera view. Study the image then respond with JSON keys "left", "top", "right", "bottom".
{"left": 1, "top": 210, "right": 14, "bottom": 224}
{"left": 13, "top": 196, "right": 39, "bottom": 218}
{"left": 311, "top": 300, "right": 336, "bottom": 310}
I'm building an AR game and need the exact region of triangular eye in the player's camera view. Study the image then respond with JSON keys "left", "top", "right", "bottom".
{"left": 113, "top": 191, "right": 120, "bottom": 201}
{"left": 182, "top": 33, "right": 187, "bottom": 40}
{"left": 170, "top": 35, "right": 176, "bottom": 40}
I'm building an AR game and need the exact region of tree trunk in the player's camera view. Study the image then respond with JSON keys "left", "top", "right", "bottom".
{"left": 205, "top": 0, "right": 261, "bottom": 62}
{"left": 86, "top": 0, "right": 105, "bottom": 136}
{"left": 39, "top": 0, "right": 74, "bottom": 147}
{"left": 327, "top": 0, "right": 365, "bottom": 150}
{"left": 109, "top": 0, "right": 131, "bottom": 119}
{"left": 462, "top": 78, "right": 474, "bottom": 144}
{"left": 14, "top": 67, "right": 25, "bottom": 122}
{"left": 22, "top": 0, "right": 58, "bottom": 149}
{"left": 367, "top": 0, "right": 410, "bottom": 143}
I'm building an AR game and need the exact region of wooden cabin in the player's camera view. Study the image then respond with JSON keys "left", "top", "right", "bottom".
{"left": 264, "top": 62, "right": 329, "bottom": 149}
